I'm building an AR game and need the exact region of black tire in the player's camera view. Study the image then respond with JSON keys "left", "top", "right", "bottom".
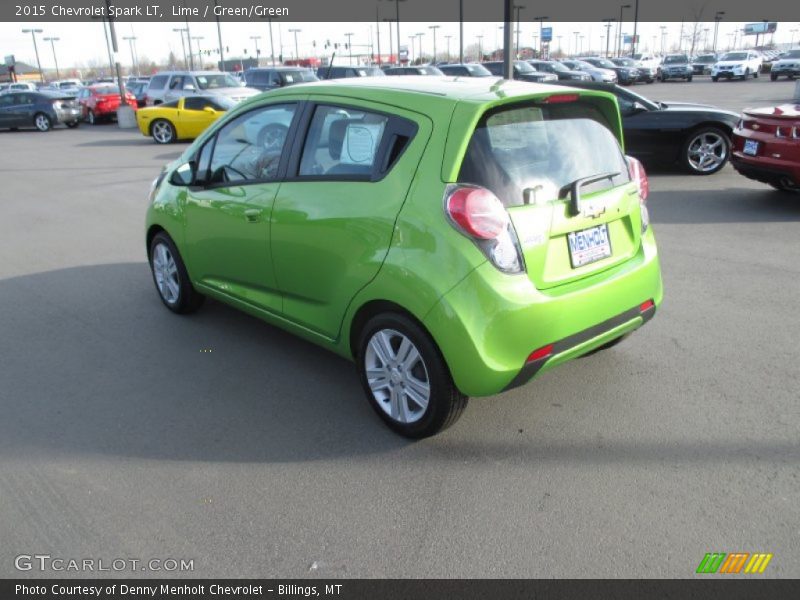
{"left": 680, "top": 126, "right": 730, "bottom": 175}
{"left": 150, "top": 119, "right": 176, "bottom": 144}
{"left": 742, "top": 68, "right": 750, "bottom": 81}
{"left": 711, "top": 75, "right": 719, "bottom": 82}
{"left": 33, "top": 112, "right": 52, "bottom": 132}
{"left": 87, "top": 109, "right": 97, "bottom": 125}
{"left": 65, "top": 121, "right": 79, "bottom": 128}
{"left": 659, "top": 74, "right": 666, "bottom": 82}
{"left": 770, "top": 72, "right": 778, "bottom": 81}
{"left": 148, "top": 232, "right": 204, "bottom": 314}
{"left": 768, "top": 181, "right": 799, "bottom": 193}
{"left": 687, "top": 75, "right": 693, "bottom": 82}
{"left": 753, "top": 70, "right": 759, "bottom": 79}
{"left": 356, "top": 312, "right": 467, "bottom": 438}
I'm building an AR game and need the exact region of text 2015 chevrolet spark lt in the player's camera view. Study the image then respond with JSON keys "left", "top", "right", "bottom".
{"left": 145, "top": 77, "right": 663, "bottom": 438}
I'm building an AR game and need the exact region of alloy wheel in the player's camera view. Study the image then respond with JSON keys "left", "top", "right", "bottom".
{"left": 152, "top": 120, "right": 174, "bottom": 144}
{"left": 687, "top": 131, "right": 727, "bottom": 173}
{"left": 151, "top": 242, "right": 180, "bottom": 305}
{"left": 34, "top": 114, "right": 50, "bottom": 131}
{"left": 364, "top": 328, "right": 431, "bottom": 424}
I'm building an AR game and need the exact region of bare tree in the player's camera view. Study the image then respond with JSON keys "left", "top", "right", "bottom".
{"left": 685, "top": 1, "right": 708, "bottom": 57}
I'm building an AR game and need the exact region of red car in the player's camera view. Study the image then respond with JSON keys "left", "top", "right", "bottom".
{"left": 731, "top": 104, "right": 800, "bottom": 192}
{"left": 76, "top": 84, "right": 138, "bottom": 125}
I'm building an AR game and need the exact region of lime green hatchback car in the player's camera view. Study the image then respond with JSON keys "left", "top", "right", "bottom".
{"left": 146, "top": 77, "right": 662, "bottom": 438}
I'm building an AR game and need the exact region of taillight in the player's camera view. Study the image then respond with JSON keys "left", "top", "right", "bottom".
{"left": 445, "top": 184, "right": 524, "bottom": 274}
{"left": 626, "top": 156, "right": 649, "bottom": 233}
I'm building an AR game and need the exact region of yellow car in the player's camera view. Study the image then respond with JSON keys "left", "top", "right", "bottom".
{"left": 136, "top": 95, "right": 235, "bottom": 144}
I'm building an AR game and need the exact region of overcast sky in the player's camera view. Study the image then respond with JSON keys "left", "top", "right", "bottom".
{"left": 3, "top": 20, "right": 798, "bottom": 73}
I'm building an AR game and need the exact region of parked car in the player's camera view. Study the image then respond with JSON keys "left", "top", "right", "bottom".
{"left": 769, "top": 49, "right": 800, "bottom": 81}
{"left": 136, "top": 95, "right": 235, "bottom": 144}
{"left": 126, "top": 81, "right": 149, "bottom": 107}
{"left": 631, "top": 53, "right": 661, "bottom": 71}
{"left": 144, "top": 78, "right": 661, "bottom": 438}
{"left": 481, "top": 61, "right": 558, "bottom": 82}
{"left": 384, "top": 66, "right": 444, "bottom": 76}
{"left": 692, "top": 54, "right": 717, "bottom": 75}
{"left": 0, "top": 90, "right": 81, "bottom": 131}
{"left": 244, "top": 67, "right": 319, "bottom": 91}
{"left": 528, "top": 59, "right": 591, "bottom": 81}
{"left": 731, "top": 104, "right": 800, "bottom": 192}
{"left": 559, "top": 59, "right": 617, "bottom": 82}
{"left": 316, "top": 65, "right": 385, "bottom": 80}
{"left": 711, "top": 51, "right": 763, "bottom": 81}
{"left": 657, "top": 54, "right": 693, "bottom": 82}
{"left": 556, "top": 80, "right": 738, "bottom": 174}
{"left": 76, "top": 84, "right": 138, "bottom": 124}
{"left": 144, "top": 71, "right": 259, "bottom": 106}
{"left": 438, "top": 63, "right": 493, "bottom": 77}
{"left": 611, "top": 57, "right": 655, "bottom": 83}
{"left": 582, "top": 57, "right": 640, "bottom": 85}
{"left": 3, "top": 81, "right": 38, "bottom": 92}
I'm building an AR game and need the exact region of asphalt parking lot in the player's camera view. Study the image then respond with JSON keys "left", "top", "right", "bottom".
{"left": 1, "top": 76, "right": 798, "bottom": 579}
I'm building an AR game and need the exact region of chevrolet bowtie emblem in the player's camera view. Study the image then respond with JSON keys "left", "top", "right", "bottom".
{"left": 582, "top": 204, "right": 606, "bottom": 219}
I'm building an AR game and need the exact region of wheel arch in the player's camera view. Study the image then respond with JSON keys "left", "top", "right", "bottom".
{"left": 348, "top": 299, "right": 430, "bottom": 361}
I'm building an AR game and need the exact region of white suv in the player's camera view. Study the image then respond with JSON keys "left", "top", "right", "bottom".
{"left": 711, "top": 51, "right": 763, "bottom": 81}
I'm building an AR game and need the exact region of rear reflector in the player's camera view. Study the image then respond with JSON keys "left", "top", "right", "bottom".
{"left": 640, "top": 299, "right": 655, "bottom": 312}
{"left": 526, "top": 344, "right": 554, "bottom": 363}
{"left": 542, "top": 93, "right": 579, "bottom": 104}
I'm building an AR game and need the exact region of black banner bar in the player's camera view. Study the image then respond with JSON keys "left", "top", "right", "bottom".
{"left": 3, "top": 579, "right": 800, "bottom": 600}
{"left": 2, "top": 0, "right": 800, "bottom": 23}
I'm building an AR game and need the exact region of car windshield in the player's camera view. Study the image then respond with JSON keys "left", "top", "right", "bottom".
{"left": 195, "top": 74, "right": 240, "bottom": 89}
{"left": 664, "top": 56, "right": 688, "bottom": 64}
{"left": 782, "top": 50, "right": 800, "bottom": 58}
{"left": 464, "top": 64, "right": 492, "bottom": 76}
{"left": 281, "top": 70, "right": 319, "bottom": 83}
{"left": 514, "top": 61, "right": 536, "bottom": 73}
{"left": 720, "top": 52, "right": 748, "bottom": 61}
{"left": 588, "top": 58, "right": 616, "bottom": 69}
{"left": 542, "top": 61, "right": 570, "bottom": 72}
{"left": 458, "top": 101, "right": 630, "bottom": 208}
{"left": 613, "top": 58, "right": 636, "bottom": 67}
{"left": 93, "top": 85, "right": 121, "bottom": 95}
{"left": 355, "top": 67, "right": 385, "bottom": 76}
{"left": 696, "top": 55, "right": 716, "bottom": 63}
{"left": 209, "top": 96, "right": 237, "bottom": 110}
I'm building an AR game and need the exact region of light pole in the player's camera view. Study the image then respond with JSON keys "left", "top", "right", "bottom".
{"left": 345, "top": 32, "right": 354, "bottom": 64}
{"left": 409, "top": 35, "right": 416, "bottom": 63}
{"left": 514, "top": 4, "right": 525, "bottom": 58}
{"left": 123, "top": 36, "right": 138, "bottom": 76}
{"left": 444, "top": 35, "right": 452, "bottom": 62}
{"left": 660, "top": 25, "right": 667, "bottom": 54}
{"left": 534, "top": 16, "right": 548, "bottom": 57}
{"left": 791, "top": 29, "right": 799, "bottom": 48}
{"left": 173, "top": 28, "right": 188, "bottom": 68}
{"left": 289, "top": 28, "right": 301, "bottom": 61}
{"left": 573, "top": 31, "right": 579, "bottom": 57}
{"left": 580, "top": 35, "right": 585, "bottom": 54}
{"left": 616, "top": 4, "right": 631, "bottom": 57}
{"left": 416, "top": 32, "right": 425, "bottom": 63}
{"left": 213, "top": 0, "right": 225, "bottom": 70}
{"left": 477, "top": 35, "right": 483, "bottom": 62}
{"left": 557, "top": 35, "right": 563, "bottom": 56}
{"left": 21, "top": 29, "right": 44, "bottom": 82}
{"left": 268, "top": 17, "right": 277, "bottom": 65}
{"left": 712, "top": 11, "right": 725, "bottom": 53}
{"left": 192, "top": 36, "right": 204, "bottom": 68}
{"left": 630, "top": 0, "right": 640, "bottom": 57}
{"left": 459, "top": 0, "right": 464, "bottom": 64}
{"left": 428, "top": 25, "right": 440, "bottom": 64}
{"left": 250, "top": 35, "right": 262, "bottom": 65}
{"left": 43, "top": 36, "right": 60, "bottom": 80}
{"left": 383, "top": 18, "right": 394, "bottom": 64}
{"left": 603, "top": 19, "right": 614, "bottom": 58}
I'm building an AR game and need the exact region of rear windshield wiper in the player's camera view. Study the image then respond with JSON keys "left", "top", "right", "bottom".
{"left": 559, "top": 171, "right": 620, "bottom": 216}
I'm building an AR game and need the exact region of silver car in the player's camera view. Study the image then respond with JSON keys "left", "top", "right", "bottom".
{"left": 559, "top": 59, "right": 617, "bottom": 83}
{"left": 144, "top": 71, "right": 259, "bottom": 106}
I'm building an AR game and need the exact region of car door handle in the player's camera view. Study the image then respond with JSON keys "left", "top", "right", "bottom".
{"left": 244, "top": 209, "right": 262, "bottom": 223}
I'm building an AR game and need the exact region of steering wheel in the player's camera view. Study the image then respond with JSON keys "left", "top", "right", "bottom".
{"left": 256, "top": 123, "right": 288, "bottom": 152}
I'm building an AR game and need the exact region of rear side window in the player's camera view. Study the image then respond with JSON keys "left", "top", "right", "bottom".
{"left": 458, "top": 101, "right": 630, "bottom": 208}
{"left": 148, "top": 75, "right": 168, "bottom": 90}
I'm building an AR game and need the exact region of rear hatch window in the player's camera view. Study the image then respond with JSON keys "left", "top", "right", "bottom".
{"left": 458, "top": 98, "right": 642, "bottom": 290}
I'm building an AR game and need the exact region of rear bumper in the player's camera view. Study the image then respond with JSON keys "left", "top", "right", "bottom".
{"left": 54, "top": 107, "right": 82, "bottom": 123}
{"left": 423, "top": 229, "right": 662, "bottom": 397}
{"left": 731, "top": 153, "right": 800, "bottom": 187}
{"left": 771, "top": 68, "right": 800, "bottom": 77}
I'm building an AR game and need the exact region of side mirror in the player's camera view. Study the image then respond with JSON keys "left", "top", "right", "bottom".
{"left": 631, "top": 101, "right": 648, "bottom": 114}
{"left": 183, "top": 84, "right": 196, "bottom": 92}
{"left": 169, "top": 161, "right": 196, "bottom": 186}
{"left": 203, "top": 106, "right": 216, "bottom": 114}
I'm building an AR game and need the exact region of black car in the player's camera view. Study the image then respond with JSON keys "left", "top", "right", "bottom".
{"left": 0, "top": 90, "right": 81, "bottom": 131}
{"left": 316, "top": 66, "right": 385, "bottom": 80}
{"left": 581, "top": 57, "right": 640, "bottom": 85}
{"left": 384, "top": 66, "right": 444, "bottom": 76}
{"left": 437, "top": 63, "right": 492, "bottom": 77}
{"left": 244, "top": 67, "right": 319, "bottom": 91}
{"left": 528, "top": 59, "right": 591, "bottom": 81}
{"left": 555, "top": 81, "right": 738, "bottom": 174}
{"left": 481, "top": 60, "right": 558, "bottom": 83}
{"left": 611, "top": 57, "right": 655, "bottom": 84}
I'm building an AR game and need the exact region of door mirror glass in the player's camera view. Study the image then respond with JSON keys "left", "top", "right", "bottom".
{"left": 170, "top": 161, "right": 196, "bottom": 186}
{"left": 184, "top": 84, "right": 196, "bottom": 92}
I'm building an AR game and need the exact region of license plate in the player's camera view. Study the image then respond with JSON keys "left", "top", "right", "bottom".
{"left": 744, "top": 139, "right": 759, "bottom": 156}
{"left": 567, "top": 223, "right": 612, "bottom": 268}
